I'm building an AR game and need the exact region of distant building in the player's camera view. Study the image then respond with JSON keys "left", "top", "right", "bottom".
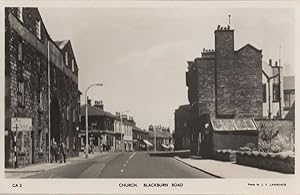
{"left": 132, "top": 126, "right": 150, "bottom": 151}
{"left": 283, "top": 76, "right": 295, "bottom": 113}
{"left": 80, "top": 100, "right": 116, "bottom": 152}
{"left": 174, "top": 105, "right": 192, "bottom": 150}
{"left": 5, "top": 7, "right": 80, "bottom": 168}
{"left": 148, "top": 125, "right": 172, "bottom": 151}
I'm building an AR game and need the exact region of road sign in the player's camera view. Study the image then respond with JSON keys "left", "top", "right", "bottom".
{"left": 11, "top": 118, "right": 32, "bottom": 132}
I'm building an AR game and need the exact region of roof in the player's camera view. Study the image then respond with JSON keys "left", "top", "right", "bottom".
{"left": 236, "top": 44, "right": 262, "bottom": 53}
{"left": 210, "top": 119, "right": 257, "bottom": 131}
{"left": 55, "top": 40, "right": 69, "bottom": 50}
{"left": 132, "top": 126, "right": 148, "bottom": 133}
{"left": 283, "top": 76, "right": 295, "bottom": 91}
{"left": 148, "top": 130, "right": 172, "bottom": 138}
{"left": 80, "top": 104, "right": 116, "bottom": 119}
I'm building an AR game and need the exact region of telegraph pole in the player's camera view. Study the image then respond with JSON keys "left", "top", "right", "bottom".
{"left": 278, "top": 45, "right": 282, "bottom": 119}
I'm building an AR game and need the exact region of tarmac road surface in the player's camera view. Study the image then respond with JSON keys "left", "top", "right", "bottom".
{"left": 26, "top": 152, "right": 215, "bottom": 178}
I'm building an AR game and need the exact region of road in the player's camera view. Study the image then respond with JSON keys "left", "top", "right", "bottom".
{"left": 27, "top": 152, "right": 215, "bottom": 178}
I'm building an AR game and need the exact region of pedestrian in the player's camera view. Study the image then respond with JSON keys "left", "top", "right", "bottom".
{"left": 53, "top": 141, "right": 58, "bottom": 163}
{"left": 91, "top": 142, "right": 94, "bottom": 154}
{"left": 50, "top": 140, "right": 54, "bottom": 163}
{"left": 60, "top": 142, "right": 66, "bottom": 163}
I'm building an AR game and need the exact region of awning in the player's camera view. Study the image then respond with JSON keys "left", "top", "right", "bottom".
{"left": 161, "top": 144, "right": 169, "bottom": 149}
{"left": 143, "top": 139, "right": 153, "bottom": 147}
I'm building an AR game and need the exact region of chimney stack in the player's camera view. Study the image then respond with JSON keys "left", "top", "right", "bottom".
{"left": 121, "top": 114, "right": 127, "bottom": 121}
{"left": 94, "top": 100, "right": 103, "bottom": 110}
{"left": 87, "top": 97, "right": 91, "bottom": 106}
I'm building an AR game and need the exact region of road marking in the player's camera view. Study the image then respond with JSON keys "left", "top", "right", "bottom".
{"left": 128, "top": 152, "right": 136, "bottom": 160}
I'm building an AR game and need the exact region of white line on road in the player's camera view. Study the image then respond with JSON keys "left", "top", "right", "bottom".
{"left": 120, "top": 152, "right": 136, "bottom": 173}
{"left": 128, "top": 152, "right": 136, "bottom": 160}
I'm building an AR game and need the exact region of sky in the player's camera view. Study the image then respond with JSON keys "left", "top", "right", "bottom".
{"left": 39, "top": 6, "right": 295, "bottom": 131}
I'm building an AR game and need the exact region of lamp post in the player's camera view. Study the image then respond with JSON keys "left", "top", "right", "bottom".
{"left": 85, "top": 83, "right": 103, "bottom": 158}
{"left": 120, "top": 110, "right": 130, "bottom": 152}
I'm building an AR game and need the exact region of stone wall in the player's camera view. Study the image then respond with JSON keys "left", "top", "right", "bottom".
{"left": 236, "top": 151, "right": 295, "bottom": 173}
{"left": 195, "top": 58, "right": 216, "bottom": 117}
{"left": 235, "top": 45, "right": 263, "bottom": 118}
{"left": 175, "top": 105, "right": 192, "bottom": 150}
{"left": 5, "top": 8, "right": 80, "bottom": 167}
{"left": 5, "top": 8, "right": 49, "bottom": 166}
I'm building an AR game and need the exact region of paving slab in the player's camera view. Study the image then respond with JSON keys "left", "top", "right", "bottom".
{"left": 174, "top": 156, "right": 294, "bottom": 178}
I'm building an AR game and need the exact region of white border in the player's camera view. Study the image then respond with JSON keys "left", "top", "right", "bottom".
{"left": 0, "top": 1, "right": 299, "bottom": 194}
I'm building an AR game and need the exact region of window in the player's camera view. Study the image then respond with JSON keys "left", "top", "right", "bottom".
{"left": 38, "top": 91, "right": 43, "bottom": 110}
{"left": 66, "top": 106, "right": 69, "bottom": 120}
{"left": 17, "top": 81, "right": 25, "bottom": 107}
{"left": 284, "top": 92, "right": 290, "bottom": 109}
{"left": 53, "top": 68, "right": 57, "bottom": 85}
{"left": 65, "top": 52, "right": 69, "bottom": 66}
{"left": 91, "top": 122, "right": 97, "bottom": 130}
{"left": 263, "top": 84, "right": 267, "bottom": 102}
{"left": 73, "top": 109, "right": 76, "bottom": 122}
{"left": 273, "top": 83, "right": 280, "bottom": 102}
{"left": 18, "top": 39, "right": 23, "bottom": 62}
{"left": 17, "top": 7, "right": 23, "bottom": 22}
{"left": 71, "top": 59, "right": 75, "bottom": 72}
{"left": 36, "top": 20, "right": 41, "bottom": 39}
{"left": 37, "top": 56, "right": 41, "bottom": 73}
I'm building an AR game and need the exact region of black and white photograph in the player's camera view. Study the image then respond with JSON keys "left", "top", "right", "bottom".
{"left": 0, "top": 0, "right": 299, "bottom": 194}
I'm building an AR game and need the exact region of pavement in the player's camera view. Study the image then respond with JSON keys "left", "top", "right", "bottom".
{"left": 6, "top": 152, "right": 215, "bottom": 178}
{"left": 173, "top": 156, "right": 294, "bottom": 178}
{"left": 5, "top": 152, "right": 107, "bottom": 178}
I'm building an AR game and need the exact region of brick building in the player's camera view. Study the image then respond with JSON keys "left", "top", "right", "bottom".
{"left": 132, "top": 126, "right": 150, "bottom": 151}
{"left": 5, "top": 7, "right": 81, "bottom": 168}
{"left": 148, "top": 125, "right": 173, "bottom": 151}
{"left": 185, "top": 25, "right": 263, "bottom": 155}
{"left": 174, "top": 105, "right": 192, "bottom": 150}
{"left": 80, "top": 100, "right": 116, "bottom": 152}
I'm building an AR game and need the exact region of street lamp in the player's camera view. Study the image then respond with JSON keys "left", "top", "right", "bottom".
{"left": 120, "top": 110, "right": 130, "bottom": 152}
{"left": 85, "top": 83, "right": 103, "bottom": 158}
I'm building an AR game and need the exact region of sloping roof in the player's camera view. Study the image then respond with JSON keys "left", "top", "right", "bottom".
{"left": 236, "top": 44, "right": 262, "bottom": 53}
{"left": 80, "top": 104, "right": 116, "bottom": 119}
{"left": 148, "top": 130, "right": 172, "bottom": 138}
{"left": 132, "top": 126, "right": 148, "bottom": 133}
{"left": 210, "top": 119, "right": 257, "bottom": 131}
{"left": 55, "top": 40, "right": 69, "bottom": 50}
{"left": 283, "top": 76, "right": 295, "bottom": 91}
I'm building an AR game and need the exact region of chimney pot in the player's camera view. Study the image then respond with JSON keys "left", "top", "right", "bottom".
{"left": 269, "top": 59, "right": 272, "bottom": 66}
{"left": 87, "top": 97, "right": 91, "bottom": 106}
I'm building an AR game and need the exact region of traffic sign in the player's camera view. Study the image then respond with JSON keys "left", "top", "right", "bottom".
{"left": 11, "top": 118, "right": 32, "bottom": 132}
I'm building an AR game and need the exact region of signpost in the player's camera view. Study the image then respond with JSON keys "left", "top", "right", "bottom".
{"left": 11, "top": 118, "right": 32, "bottom": 168}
